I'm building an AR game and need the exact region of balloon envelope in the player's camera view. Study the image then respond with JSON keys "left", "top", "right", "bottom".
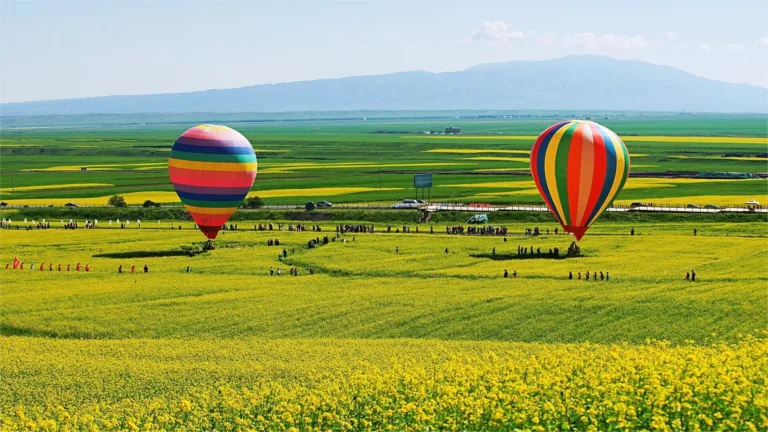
{"left": 530, "top": 120, "right": 630, "bottom": 240}
{"left": 169, "top": 124, "right": 257, "bottom": 239}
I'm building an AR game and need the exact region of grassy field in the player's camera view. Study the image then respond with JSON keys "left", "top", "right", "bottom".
{"left": 1, "top": 114, "right": 766, "bottom": 207}
{"left": 1, "top": 113, "right": 767, "bottom": 430}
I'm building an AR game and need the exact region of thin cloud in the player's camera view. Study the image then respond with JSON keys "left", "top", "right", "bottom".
{"left": 663, "top": 32, "right": 677, "bottom": 40}
{"left": 467, "top": 21, "right": 525, "bottom": 45}
{"left": 561, "top": 32, "right": 650, "bottom": 49}
{"left": 760, "top": 36, "right": 768, "bottom": 47}
{"left": 700, "top": 44, "right": 712, "bottom": 52}
{"left": 675, "top": 44, "right": 689, "bottom": 51}
{"left": 724, "top": 43, "right": 744, "bottom": 52}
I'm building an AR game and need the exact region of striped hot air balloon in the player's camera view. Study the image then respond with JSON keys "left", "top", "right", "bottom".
{"left": 168, "top": 125, "right": 257, "bottom": 240}
{"left": 530, "top": 120, "right": 630, "bottom": 241}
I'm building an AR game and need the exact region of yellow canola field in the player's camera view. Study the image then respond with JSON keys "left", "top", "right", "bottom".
{"left": 449, "top": 178, "right": 723, "bottom": 190}
{"left": 428, "top": 149, "right": 650, "bottom": 158}
{"left": 614, "top": 195, "right": 766, "bottom": 206}
{"left": 671, "top": 155, "right": 768, "bottom": 161}
{"left": 0, "top": 183, "right": 113, "bottom": 193}
{"left": 466, "top": 156, "right": 530, "bottom": 163}
{"left": 22, "top": 162, "right": 167, "bottom": 172}
{"left": 408, "top": 135, "right": 768, "bottom": 144}
{"left": 2, "top": 336, "right": 766, "bottom": 431}
{"left": 0, "top": 187, "right": 404, "bottom": 206}
{"left": 254, "top": 187, "right": 402, "bottom": 198}
{"left": 424, "top": 149, "right": 531, "bottom": 154}
{"left": 260, "top": 162, "right": 469, "bottom": 174}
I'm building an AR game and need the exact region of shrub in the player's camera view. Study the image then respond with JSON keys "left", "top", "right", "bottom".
{"left": 242, "top": 196, "right": 265, "bottom": 209}
{"left": 107, "top": 195, "right": 127, "bottom": 208}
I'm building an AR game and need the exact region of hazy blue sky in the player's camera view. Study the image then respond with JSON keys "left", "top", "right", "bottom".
{"left": 2, "top": 0, "right": 766, "bottom": 103}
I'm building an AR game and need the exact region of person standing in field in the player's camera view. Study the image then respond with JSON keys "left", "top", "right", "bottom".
{"left": 585, "top": 271, "right": 590, "bottom": 281}
{"left": 270, "top": 267, "right": 274, "bottom": 276}
{"left": 131, "top": 265, "right": 135, "bottom": 273}
{"left": 143, "top": 264, "right": 148, "bottom": 273}
{"left": 693, "top": 229, "right": 697, "bottom": 236}
{"left": 49, "top": 263, "right": 53, "bottom": 271}
{"left": 606, "top": 272, "right": 610, "bottom": 281}
{"left": 396, "top": 246, "right": 399, "bottom": 254}
{"left": 277, "top": 268, "right": 281, "bottom": 276}
{"left": 30, "top": 263, "right": 35, "bottom": 271}
{"left": 118, "top": 265, "right": 122, "bottom": 273}
{"left": 600, "top": 271, "right": 604, "bottom": 280}
{"left": 504, "top": 269, "right": 508, "bottom": 278}
{"left": 85, "top": 264, "right": 90, "bottom": 272}
{"left": 513, "top": 270, "right": 517, "bottom": 278}
{"left": 686, "top": 272, "right": 690, "bottom": 280}
{"left": 76, "top": 263, "right": 81, "bottom": 271}
{"left": 66, "top": 264, "right": 70, "bottom": 271}
{"left": 691, "top": 270, "right": 696, "bottom": 281}
{"left": 568, "top": 271, "right": 573, "bottom": 280}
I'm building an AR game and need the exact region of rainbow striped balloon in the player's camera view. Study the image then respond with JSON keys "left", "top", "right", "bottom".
{"left": 168, "top": 125, "right": 257, "bottom": 240}
{"left": 530, "top": 120, "right": 630, "bottom": 241}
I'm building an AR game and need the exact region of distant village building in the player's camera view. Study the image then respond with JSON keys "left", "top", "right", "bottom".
{"left": 444, "top": 126, "right": 462, "bottom": 134}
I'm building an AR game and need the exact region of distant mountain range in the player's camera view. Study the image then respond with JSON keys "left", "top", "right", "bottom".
{"left": 3, "top": 56, "right": 766, "bottom": 116}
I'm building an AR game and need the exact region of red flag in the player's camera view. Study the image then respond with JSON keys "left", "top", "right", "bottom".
{"left": 13, "top": 257, "right": 20, "bottom": 270}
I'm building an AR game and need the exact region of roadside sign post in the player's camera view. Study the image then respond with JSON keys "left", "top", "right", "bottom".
{"left": 413, "top": 173, "right": 433, "bottom": 203}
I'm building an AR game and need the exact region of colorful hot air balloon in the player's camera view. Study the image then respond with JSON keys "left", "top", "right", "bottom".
{"left": 530, "top": 120, "right": 630, "bottom": 241}
{"left": 169, "top": 125, "right": 257, "bottom": 239}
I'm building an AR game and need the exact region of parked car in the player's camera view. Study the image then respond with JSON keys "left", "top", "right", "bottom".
{"left": 64, "top": 202, "right": 78, "bottom": 208}
{"left": 630, "top": 202, "right": 647, "bottom": 208}
{"left": 316, "top": 200, "right": 333, "bottom": 208}
{"left": 392, "top": 199, "right": 420, "bottom": 209}
{"left": 416, "top": 199, "right": 427, "bottom": 205}
{"left": 703, "top": 204, "right": 720, "bottom": 209}
{"left": 686, "top": 204, "right": 700, "bottom": 209}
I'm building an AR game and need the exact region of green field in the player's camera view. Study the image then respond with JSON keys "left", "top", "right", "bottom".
{"left": 1, "top": 113, "right": 767, "bottom": 431}
{"left": 1, "top": 113, "right": 767, "bottom": 207}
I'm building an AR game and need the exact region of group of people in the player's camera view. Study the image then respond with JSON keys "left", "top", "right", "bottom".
{"left": 568, "top": 271, "right": 610, "bottom": 281}
{"left": 269, "top": 266, "right": 315, "bottom": 276}
{"left": 7, "top": 262, "right": 90, "bottom": 272}
{"left": 686, "top": 270, "right": 697, "bottom": 281}
{"left": 117, "top": 264, "right": 149, "bottom": 273}
{"left": 266, "top": 239, "right": 281, "bottom": 246}
{"left": 524, "top": 226, "right": 560, "bottom": 236}
{"left": 442, "top": 225, "right": 509, "bottom": 236}
{"left": 516, "top": 245, "right": 561, "bottom": 257}
{"left": 337, "top": 224, "right": 372, "bottom": 233}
